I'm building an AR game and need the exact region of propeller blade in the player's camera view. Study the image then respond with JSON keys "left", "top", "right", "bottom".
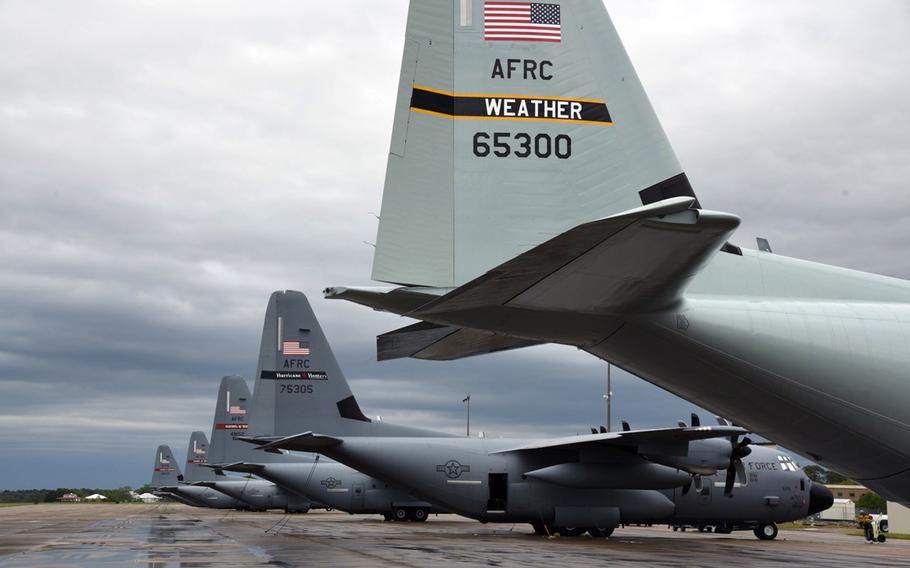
{"left": 693, "top": 475, "right": 703, "bottom": 493}
{"left": 681, "top": 480, "right": 692, "bottom": 495}
{"left": 690, "top": 413, "right": 700, "bottom": 427}
{"left": 734, "top": 459, "right": 747, "bottom": 485}
{"left": 724, "top": 466, "right": 736, "bottom": 497}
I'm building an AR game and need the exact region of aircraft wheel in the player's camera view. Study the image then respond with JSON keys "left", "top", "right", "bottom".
{"left": 392, "top": 507, "right": 409, "bottom": 522}
{"left": 753, "top": 523, "right": 778, "bottom": 540}
{"left": 878, "top": 534, "right": 887, "bottom": 543}
{"left": 587, "top": 527, "right": 614, "bottom": 538}
{"left": 382, "top": 513, "right": 393, "bottom": 522}
{"left": 881, "top": 520, "right": 889, "bottom": 532}
{"left": 409, "top": 508, "right": 429, "bottom": 522}
{"left": 555, "top": 526, "right": 585, "bottom": 537}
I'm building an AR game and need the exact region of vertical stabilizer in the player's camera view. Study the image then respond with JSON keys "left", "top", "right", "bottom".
{"left": 210, "top": 375, "right": 307, "bottom": 464}
{"left": 183, "top": 432, "right": 222, "bottom": 483}
{"left": 209, "top": 375, "right": 254, "bottom": 464}
{"left": 150, "top": 445, "right": 183, "bottom": 488}
{"left": 247, "top": 291, "right": 368, "bottom": 438}
{"left": 247, "top": 291, "right": 447, "bottom": 438}
{"left": 372, "top": 0, "right": 695, "bottom": 287}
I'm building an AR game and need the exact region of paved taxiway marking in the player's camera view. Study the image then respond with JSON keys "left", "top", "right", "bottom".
{"left": 1, "top": 504, "right": 908, "bottom": 567}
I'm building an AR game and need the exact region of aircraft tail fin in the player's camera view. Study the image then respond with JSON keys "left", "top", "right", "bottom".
{"left": 150, "top": 445, "right": 183, "bottom": 488}
{"left": 182, "top": 432, "right": 222, "bottom": 483}
{"left": 372, "top": 0, "right": 695, "bottom": 288}
{"left": 246, "top": 291, "right": 448, "bottom": 438}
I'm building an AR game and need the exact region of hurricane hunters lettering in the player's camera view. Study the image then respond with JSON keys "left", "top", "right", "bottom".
{"left": 260, "top": 370, "right": 328, "bottom": 381}
{"left": 409, "top": 86, "right": 612, "bottom": 125}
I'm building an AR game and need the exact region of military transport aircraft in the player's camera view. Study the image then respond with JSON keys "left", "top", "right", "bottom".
{"left": 324, "top": 0, "right": 910, "bottom": 503}
{"left": 206, "top": 375, "right": 441, "bottom": 521}
{"left": 183, "top": 429, "right": 311, "bottom": 513}
{"left": 243, "top": 291, "right": 832, "bottom": 538}
{"left": 150, "top": 444, "right": 243, "bottom": 509}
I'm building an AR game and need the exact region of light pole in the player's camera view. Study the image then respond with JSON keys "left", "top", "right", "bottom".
{"left": 463, "top": 394, "right": 471, "bottom": 436}
{"left": 603, "top": 363, "right": 612, "bottom": 432}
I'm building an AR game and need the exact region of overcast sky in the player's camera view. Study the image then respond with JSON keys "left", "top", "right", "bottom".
{"left": 1, "top": 1, "right": 908, "bottom": 490}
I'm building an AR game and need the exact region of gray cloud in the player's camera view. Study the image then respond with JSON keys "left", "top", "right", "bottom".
{"left": 1, "top": 0, "right": 907, "bottom": 488}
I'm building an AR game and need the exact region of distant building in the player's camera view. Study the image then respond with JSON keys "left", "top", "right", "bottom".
{"left": 57, "top": 493, "right": 81, "bottom": 502}
{"left": 138, "top": 492, "right": 161, "bottom": 503}
{"left": 826, "top": 484, "right": 872, "bottom": 504}
{"left": 887, "top": 502, "right": 910, "bottom": 533}
{"left": 818, "top": 498, "right": 856, "bottom": 521}
{"left": 84, "top": 494, "right": 107, "bottom": 501}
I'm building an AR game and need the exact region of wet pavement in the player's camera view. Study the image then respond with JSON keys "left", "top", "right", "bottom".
{"left": 1, "top": 503, "right": 907, "bottom": 567}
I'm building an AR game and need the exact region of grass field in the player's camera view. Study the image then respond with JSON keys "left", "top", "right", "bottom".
{"left": 0, "top": 502, "right": 34, "bottom": 508}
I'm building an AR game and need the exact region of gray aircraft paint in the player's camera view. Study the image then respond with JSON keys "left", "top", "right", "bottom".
{"left": 248, "top": 291, "right": 831, "bottom": 532}
{"left": 194, "top": 380, "right": 312, "bottom": 512}
{"left": 332, "top": 0, "right": 910, "bottom": 504}
{"left": 149, "top": 444, "right": 241, "bottom": 509}
{"left": 217, "top": 360, "right": 432, "bottom": 515}
{"left": 373, "top": 0, "right": 683, "bottom": 287}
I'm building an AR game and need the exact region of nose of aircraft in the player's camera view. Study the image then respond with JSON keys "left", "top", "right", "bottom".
{"left": 808, "top": 482, "right": 834, "bottom": 515}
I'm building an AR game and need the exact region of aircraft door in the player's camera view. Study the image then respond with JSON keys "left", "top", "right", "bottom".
{"left": 353, "top": 484, "right": 365, "bottom": 510}
{"left": 487, "top": 473, "right": 508, "bottom": 512}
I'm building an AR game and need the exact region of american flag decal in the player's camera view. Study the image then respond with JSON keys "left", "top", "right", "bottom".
{"left": 484, "top": 2, "right": 561, "bottom": 43}
{"left": 282, "top": 341, "right": 310, "bottom": 356}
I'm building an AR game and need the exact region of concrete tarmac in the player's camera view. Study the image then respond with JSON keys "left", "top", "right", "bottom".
{"left": 0, "top": 503, "right": 906, "bottom": 567}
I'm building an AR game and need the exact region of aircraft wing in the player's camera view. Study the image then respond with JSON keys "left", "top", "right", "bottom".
{"left": 490, "top": 425, "right": 747, "bottom": 456}
{"left": 412, "top": 197, "right": 740, "bottom": 317}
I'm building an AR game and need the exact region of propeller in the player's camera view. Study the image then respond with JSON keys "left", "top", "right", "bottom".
{"left": 681, "top": 474, "right": 704, "bottom": 496}
{"left": 723, "top": 435, "right": 753, "bottom": 497}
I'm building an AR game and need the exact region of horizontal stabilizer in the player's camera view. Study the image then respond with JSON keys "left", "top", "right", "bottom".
{"left": 246, "top": 432, "right": 343, "bottom": 453}
{"left": 413, "top": 197, "right": 740, "bottom": 317}
{"left": 377, "top": 321, "right": 541, "bottom": 361}
{"left": 491, "top": 425, "right": 747, "bottom": 456}
{"left": 323, "top": 286, "right": 442, "bottom": 314}
{"left": 209, "top": 462, "right": 265, "bottom": 473}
